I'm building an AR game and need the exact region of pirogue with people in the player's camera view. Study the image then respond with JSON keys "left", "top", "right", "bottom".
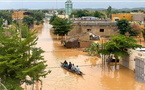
{"left": 60, "top": 62, "right": 84, "bottom": 75}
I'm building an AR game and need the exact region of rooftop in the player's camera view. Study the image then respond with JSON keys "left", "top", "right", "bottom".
{"left": 72, "top": 21, "right": 117, "bottom": 25}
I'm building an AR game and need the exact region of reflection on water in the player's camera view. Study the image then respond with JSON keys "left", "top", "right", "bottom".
{"left": 24, "top": 22, "right": 145, "bottom": 90}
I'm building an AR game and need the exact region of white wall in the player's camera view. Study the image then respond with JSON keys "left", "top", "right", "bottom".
{"left": 120, "top": 49, "right": 145, "bottom": 71}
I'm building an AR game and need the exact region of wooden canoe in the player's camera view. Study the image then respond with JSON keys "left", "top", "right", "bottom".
{"left": 61, "top": 62, "right": 84, "bottom": 75}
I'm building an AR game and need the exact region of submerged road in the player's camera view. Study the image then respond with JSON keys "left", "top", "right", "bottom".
{"left": 32, "top": 22, "right": 145, "bottom": 90}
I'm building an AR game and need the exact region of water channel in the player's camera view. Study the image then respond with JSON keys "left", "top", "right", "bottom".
{"left": 26, "top": 21, "right": 145, "bottom": 90}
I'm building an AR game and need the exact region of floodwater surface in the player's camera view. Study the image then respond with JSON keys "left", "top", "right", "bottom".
{"left": 25, "top": 22, "right": 145, "bottom": 90}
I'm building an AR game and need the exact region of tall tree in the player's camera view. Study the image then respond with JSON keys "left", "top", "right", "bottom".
{"left": 51, "top": 17, "right": 73, "bottom": 38}
{"left": 98, "top": 35, "right": 142, "bottom": 67}
{"left": 117, "top": 19, "right": 131, "bottom": 35}
{"left": 0, "top": 28, "right": 50, "bottom": 90}
{"left": 106, "top": 6, "right": 112, "bottom": 18}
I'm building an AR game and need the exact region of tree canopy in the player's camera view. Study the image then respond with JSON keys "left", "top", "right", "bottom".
{"left": 98, "top": 35, "right": 142, "bottom": 66}
{"left": 117, "top": 19, "right": 131, "bottom": 35}
{"left": 23, "top": 16, "right": 34, "bottom": 28}
{"left": 0, "top": 11, "right": 12, "bottom": 25}
{"left": 0, "top": 17, "right": 3, "bottom": 27}
{"left": 29, "top": 12, "right": 44, "bottom": 24}
{"left": 51, "top": 17, "right": 73, "bottom": 36}
{"left": 85, "top": 42, "right": 99, "bottom": 56}
{"left": 106, "top": 6, "right": 112, "bottom": 18}
{"left": 94, "top": 11, "right": 105, "bottom": 18}
{"left": 0, "top": 28, "right": 49, "bottom": 90}
{"left": 49, "top": 15, "right": 57, "bottom": 24}
{"left": 69, "top": 10, "right": 105, "bottom": 18}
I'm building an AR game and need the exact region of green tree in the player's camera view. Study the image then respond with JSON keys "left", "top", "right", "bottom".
{"left": 85, "top": 42, "right": 99, "bottom": 56}
{"left": 7, "top": 16, "right": 12, "bottom": 25}
{"left": 93, "top": 11, "right": 105, "bottom": 18}
{"left": 0, "top": 17, "right": 3, "bottom": 27}
{"left": 0, "top": 28, "right": 50, "bottom": 90}
{"left": 70, "top": 10, "right": 92, "bottom": 18}
{"left": 117, "top": 19, "right": 131, "bottom": 35}
{"left": 30, "top": 12, "right": 44, "bottom": 22}
{"left": 49, "top": 15, "right": 57, "bottom": 24}
{"left": 23, "top": 16, "right": 34, "bottom": 28}
{"left": 21, "top": 23, "right": 29, "bottom": 38}
{"left": 98, "top": 35, "right": 142, "bottom": 67}
{"left": 51, "top": 17, "right": 73, "bottom": 38}
{"left": 36, "top": 21, "right": 40, "bottom": 25}
{"left": 106, "top": 6, "right": 112, "bottom": 18}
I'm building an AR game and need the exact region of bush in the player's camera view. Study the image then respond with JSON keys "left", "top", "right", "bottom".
{"left": 36, "top": 21, "right": 40, "bottom": 25}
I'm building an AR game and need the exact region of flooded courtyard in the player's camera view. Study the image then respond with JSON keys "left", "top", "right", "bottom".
{"left": 26, "top": 22, "right": 145, "bottom": 90}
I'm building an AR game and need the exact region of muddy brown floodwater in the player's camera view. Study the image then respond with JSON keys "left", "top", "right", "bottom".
{"left": 25, "top": 22, "right": 145, "bottom": 90}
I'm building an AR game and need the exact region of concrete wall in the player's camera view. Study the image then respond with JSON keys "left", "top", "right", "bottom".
{"left": 112, "top": 13, "right": 133, "bottom": 21}
{"left": 80, "top": 41, "right": 91, "bottom": 48}
{"left": 132, "top": 14, "right": 145, "bottom": 22}
{"left": 69, "top": 24, "right": 119, "bottom": 36}
{"left": 81, "top": 25, "right": 118, "bottom": 36}
{"left": 120, "top": 49, "right": 145, "bottom": 71}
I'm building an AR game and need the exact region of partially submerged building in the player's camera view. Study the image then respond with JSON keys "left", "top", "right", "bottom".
{"left": 69, "top": 21, "right": 119, "bottom": 37}
{"left": 120, "top": 48, "right": 145, "bottom": 83}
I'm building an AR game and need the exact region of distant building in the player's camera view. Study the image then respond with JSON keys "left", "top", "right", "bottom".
{"left": 12, "top": 11, "right": 31, "bottom": 20}
{"left": 58, "top": 15, "right": 69, "bottom": 19}
{"left": 45, "top": 13, "right": 53, "bottom": 20}
{"left": 112, "top": 13, "right": 133, "bottom": 21}
{"left": 112, "top": 11, "right": 145, "bottom": 24}
{"left": 65, "top": 0, "right": 73, "bottom": 16}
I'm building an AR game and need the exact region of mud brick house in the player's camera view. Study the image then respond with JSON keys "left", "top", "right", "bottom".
{"left": 68, "top": 21, "right": 119, "bottom": 37}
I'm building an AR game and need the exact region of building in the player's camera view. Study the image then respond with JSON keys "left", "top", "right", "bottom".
{"left": 12, "top": 11, "right": 31, "bottom": 20}
{"left": 121, "top": 48, "right": 145, "bottom": 83}
{"left": 58, "top": 15, "right": 69, "bottom": 19}
{"left": 132, "top": 13, "right": 145, "bottom": 23}
{"left": 45, "top": 13, "right": 53, "bottom": 20}
{"left": 65, "top": 0, "right": 73, "bottom": 15}
{"left": 112, "top": 13, "right": 133, "bottom": 21}
{"left": 112, "top": 12, "right": 145, "bottom": 24}
{"left": 69, "top": 21, "right": 119, "bottom": 37}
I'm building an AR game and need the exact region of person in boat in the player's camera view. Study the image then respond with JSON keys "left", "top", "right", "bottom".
{"left": 71, "top": 64, "right": 76, "bottom": 71}
{"left": 68, "top": 62, "right": 72, "bottom": 69}
{"left": 76, "top": 65, "right": 80, "bottom": 73}
{"left": 63, "top": 60, "right": 68, "bottom": 67}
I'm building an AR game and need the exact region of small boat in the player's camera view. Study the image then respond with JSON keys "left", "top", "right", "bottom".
{"left": 61, "top": 62, "right": 84, "bottom": 75}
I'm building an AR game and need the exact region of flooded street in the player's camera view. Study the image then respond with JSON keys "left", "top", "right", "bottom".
{"left": 34, "top": 22, "right": 145, "bottom": 90}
